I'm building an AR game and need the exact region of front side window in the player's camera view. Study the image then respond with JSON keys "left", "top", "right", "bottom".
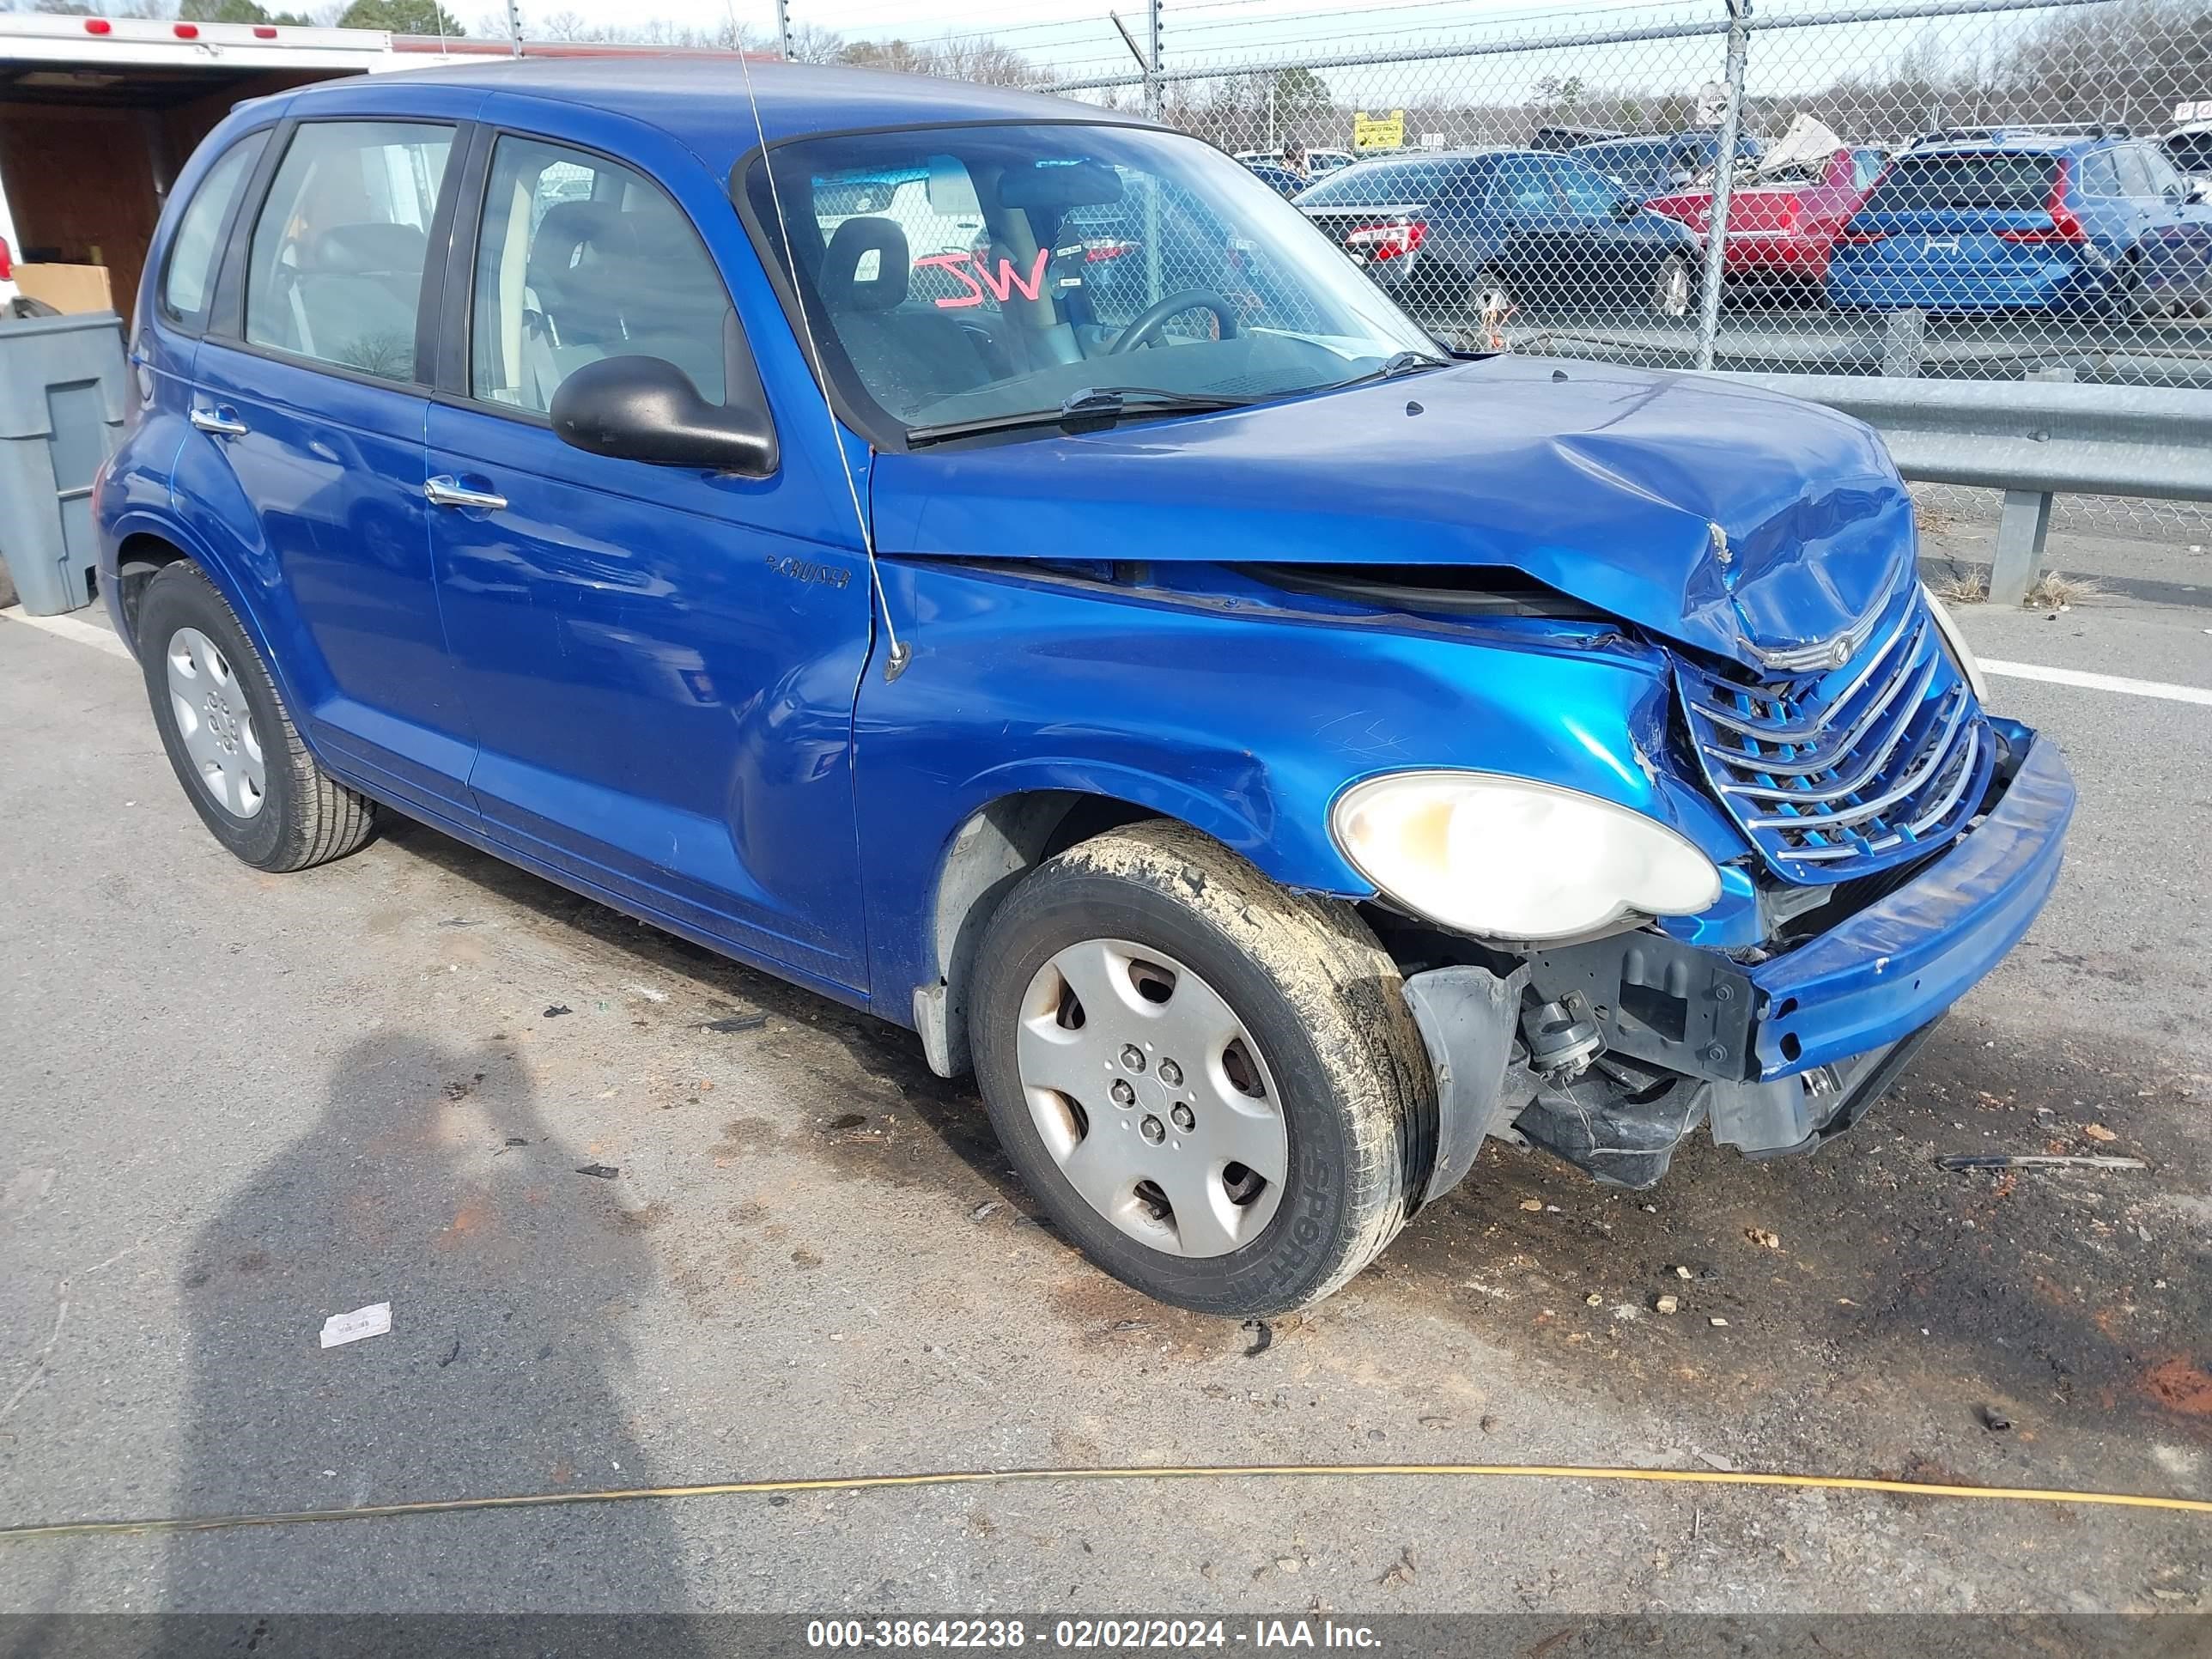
{"left": 1549, "top": 157, "right": 1622, "bottom": 218}
{"left": 161, "top": 131, "right": 266, "bottom": 325}
{"left": 1487, "top": 155, "right": 1559, "bottom": 216}
{"left": 245, "top": 120, "right": 452, "bottom": 381}
{"left": 744, "top": 124, "right": 1436, "bottom": 441}
{"left": 470, "top": 135, "right": 734, "bottom": 415}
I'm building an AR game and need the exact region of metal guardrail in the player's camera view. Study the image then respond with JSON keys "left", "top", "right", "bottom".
{"left": 1698, "top": 369, "right": 2212, "bottom": 603}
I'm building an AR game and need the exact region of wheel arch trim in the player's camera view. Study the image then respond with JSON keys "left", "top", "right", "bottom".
{"left": 907, "top": 774, "right": 1336, "bottom": 1079}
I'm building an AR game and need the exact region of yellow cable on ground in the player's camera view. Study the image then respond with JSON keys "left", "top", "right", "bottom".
{"left": 4, "top": 1462, "right": 2209, "bottom": 1543}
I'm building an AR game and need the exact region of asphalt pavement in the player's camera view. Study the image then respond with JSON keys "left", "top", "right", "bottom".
{"left": 0, "top": 519, "right": 2207, "bottom": 1624}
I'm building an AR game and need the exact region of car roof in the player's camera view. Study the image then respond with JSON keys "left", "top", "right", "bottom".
{"left": 1336, "top": 147, "right": 1533, "bottom": 165}
{"left": 1905, "top": 131, "right": 2130, "bottom": 157}
{"left": 294, "top": 58, "right": 1142, "bottom": 173}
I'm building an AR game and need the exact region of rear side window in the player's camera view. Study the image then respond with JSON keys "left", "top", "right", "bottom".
{"left": 2127, "top": 145, "right": 2183, "bottom": 198}
{"left": 161, "top": 131, "right": 265, "bottom": 326}
{"left": 245, "top": 120, "right": 453, "bottom": 382}
{"left": 470, "top": 135, "right": 735, "bottom": 415}
{"left": 1863, "top": 152, "right": 2059, "bottom": 212}
{"left": 2143, "top": 147, "right": 2186, "bottom": 196}
{"left": 2112, "top": 147, "right": 2158, "bottom": 198}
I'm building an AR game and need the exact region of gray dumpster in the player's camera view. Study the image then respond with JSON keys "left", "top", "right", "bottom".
{"left": 0, "top": 311, "right": 129, "bottom": 616}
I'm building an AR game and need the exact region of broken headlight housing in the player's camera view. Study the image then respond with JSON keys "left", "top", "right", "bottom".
{"left": 1331, "top": 771, "right": 1721, "bottom": 942}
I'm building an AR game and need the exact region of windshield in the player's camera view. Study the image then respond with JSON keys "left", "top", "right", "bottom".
{"left": 741, "top": 123, "right": 1439, "bottom": 442}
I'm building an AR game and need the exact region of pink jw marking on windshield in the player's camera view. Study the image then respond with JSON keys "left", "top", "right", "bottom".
{"left": 915, "top": 248, "right": 1052, "bottom": 309}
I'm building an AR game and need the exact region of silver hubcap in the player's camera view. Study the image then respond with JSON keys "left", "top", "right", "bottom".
{"left": 1661, "top": 261, "right": 1691, "bottom": 316}
{"left": 1016, "top": 938, "right": 1288, "bottom": 1258}
{"left": 166, "top": 625, "right": 265, "bottom": 820}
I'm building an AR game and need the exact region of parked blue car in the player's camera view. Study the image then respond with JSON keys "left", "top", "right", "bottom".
{"left": 1294, "top": 148, "right": 1705, "bottom": 321}
{"left": 97, "top": 60, "right": 2073, "bottom": 1316}
{"left": 1826, "top": 127, "right": 2212, "bottom": 317}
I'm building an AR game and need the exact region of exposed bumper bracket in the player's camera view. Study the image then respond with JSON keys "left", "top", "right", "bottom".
{"left": 1528, "top": 930, "right": 1758, "bottom": 1083}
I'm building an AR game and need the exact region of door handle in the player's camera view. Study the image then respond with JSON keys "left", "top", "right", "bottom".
{"left": 424, "top": 475, "right": 507, "bottom": 512}
{"left": 189, "top": 407, "right": 248, "bottom": 436}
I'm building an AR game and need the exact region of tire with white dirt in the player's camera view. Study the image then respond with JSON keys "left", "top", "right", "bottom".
{"left": 969, "top": 819, "right": 1437, "bottom": 1316}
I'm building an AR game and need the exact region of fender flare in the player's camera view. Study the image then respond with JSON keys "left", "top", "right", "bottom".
{"left": 106, "top": 507, "right": 311, "bottom": 719}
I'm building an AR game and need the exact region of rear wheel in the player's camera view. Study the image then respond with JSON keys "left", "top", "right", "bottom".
{"left": 137, "top": 561, "right": 376, "bottom": 872}
{"left": 969, "top": 820, "right": 1436, "bottom": 1316}
{"left": 2119, "top": 252, "right": 2169, "bottom": 323}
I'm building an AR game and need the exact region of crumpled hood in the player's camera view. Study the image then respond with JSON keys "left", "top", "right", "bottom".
{"left": 868, "top": 356, "right": 1916, "bottom": 672}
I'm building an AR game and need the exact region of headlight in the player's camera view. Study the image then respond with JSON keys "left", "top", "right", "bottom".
{"left": 1922, "top": 586, "right": 1991, "bottom": 706}
{"left": 1331, "top": 771, "right": 1722, "bottom": 942}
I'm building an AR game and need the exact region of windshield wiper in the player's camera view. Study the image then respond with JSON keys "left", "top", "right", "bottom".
{"left": 1325, "top": 349, "right": 1455, "bottom": 392}
{"left": 906, "top": 386, "right": 1257, "bottom": 447}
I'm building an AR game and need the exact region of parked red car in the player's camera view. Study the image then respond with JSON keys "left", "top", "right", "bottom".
{"left": 1648, "top": 144, "right": 1888, "bottom": 285}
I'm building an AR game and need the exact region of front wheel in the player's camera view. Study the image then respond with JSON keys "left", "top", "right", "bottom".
{"left": 1468, "top": 265, "right": 1516, "bottom": 329}
{"left": 969, "top": 821, "right": 1436, "bottom": 1316}
{"left": 1653, "top": 252, "right": 1696, "bottom": 319}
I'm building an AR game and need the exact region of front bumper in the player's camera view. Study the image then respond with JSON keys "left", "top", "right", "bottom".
{"left": 1405, "top": 729, "right": 2073, "bottom": 1188}
{"left": 1529, "top": 727, "right": 2072, "bottom": 1090}
{"left": 1744, "top": 728, "right": 2072, "bottom": 1078}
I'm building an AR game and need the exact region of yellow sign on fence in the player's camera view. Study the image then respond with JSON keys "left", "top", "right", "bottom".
{"left": 1352, "top": 109, "right": 1406, "bottom": 151}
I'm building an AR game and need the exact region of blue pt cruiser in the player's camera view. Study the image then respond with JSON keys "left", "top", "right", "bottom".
{"left": 97, "top": 60, "right": 2074, "bottom": 1316}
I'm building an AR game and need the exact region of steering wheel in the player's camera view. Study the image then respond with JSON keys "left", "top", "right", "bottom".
{"left": 1108, "top": 289, "right": 1242, "bottom": 353}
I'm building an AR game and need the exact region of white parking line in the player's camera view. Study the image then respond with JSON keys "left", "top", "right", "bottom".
{"left": 0, "top": 605, "right": 133, "bottom": 663}
{"left": 1982, "top": 659, "right": 2212, "bottom": 708}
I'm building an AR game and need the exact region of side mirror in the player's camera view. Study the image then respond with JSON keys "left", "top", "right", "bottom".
{"left": 2190, "top": 179, "right": 2212, "bottom": 204}
{"left": 550, "top": 355, "right": 777, "bottom": 476}
{"left": 1610, "top": 196, "right": 1641, "bottom": 221}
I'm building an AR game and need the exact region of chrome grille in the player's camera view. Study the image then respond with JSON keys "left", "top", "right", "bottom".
{"left": 1677, "top": 591, "right": 1995, "bottom": 883}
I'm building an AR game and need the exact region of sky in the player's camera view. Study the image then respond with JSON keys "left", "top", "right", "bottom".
{"left": 511, "top": 0, "right": 1733, "bottom": 81}
{"left": 489, "top": 0, "right": 2073, "bottom": 119}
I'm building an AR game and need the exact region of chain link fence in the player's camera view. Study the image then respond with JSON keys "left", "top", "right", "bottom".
{"left": 1038, "top": 0, "right": 2212, "bottom": 381}
{"left": 1005, "top": 0, "right": 2212, "bottom": 540}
